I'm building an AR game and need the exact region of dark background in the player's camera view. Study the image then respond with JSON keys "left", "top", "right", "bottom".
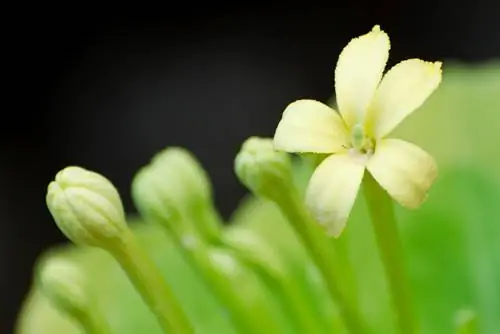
{"left": 3, "top": 3, "right": 500, "bottom": 332}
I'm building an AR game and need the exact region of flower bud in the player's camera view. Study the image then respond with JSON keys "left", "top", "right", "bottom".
{"left": 234, "top": 137, "right": 293, "bottom": 201}
{"left": 132, "top": 147, "right": 220, "bottom": 241}
{"left": 151, "top": 147, "right": 212, "bottom": 210}
{"left": 46, "top": 166, "right": 127, "bottom": 248}
{"left": 132, "top": 166, "right": 185, "bottom": 234}
{"left": 36, "top": 256, "right": 89, "bottom": 315}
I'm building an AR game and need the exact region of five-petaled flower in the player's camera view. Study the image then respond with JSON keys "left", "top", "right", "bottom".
{"left": 273, "top": 25, "right": 442, "bottom": 237}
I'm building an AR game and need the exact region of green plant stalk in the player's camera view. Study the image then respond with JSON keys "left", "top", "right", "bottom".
{"left": 70, "top": 307, "right": 113, "bottom": 334}
{"left": 156, "top": 211, "right": 280, "bottom": 334}
{"left": 223, "top": 246, "right": 323, "bottom": 333}
{"left": 363, "top": 173, "right": 418, "bottom": 334}
{"left": 189, "top": 203, "right": 223, "bottom": 244}
{"left": 183, "top": 244, "right": 282, "bottom": 334}
{"left": 274, "top": 188, "right": 368, "bottom": 334}
{"left": 328, "top": 231, "right": 358, "bottom": 312}
{"left": 108, "top": 230, "right": 193, "bottom": 334}
{"left": 298, "top": 155, "right": 359, "bottom": 312}
{"left": 279, "top": 277, "right": 328, "bottom": 333}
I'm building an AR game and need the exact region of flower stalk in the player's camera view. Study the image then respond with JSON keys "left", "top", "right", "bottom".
{"left": 109, "top": 229, "right": 193, "bottom": 334}
{"left": 221, "top": 227, "right": 324, "bottom": 333}
{"left": 277, "top": 188, "right": 367, "bottom": 333}
{"left": 298, "top": 155, "right": 359, "bottom": 313}
{"left": 363, "top": 173, "right": 418, "bottom": 334}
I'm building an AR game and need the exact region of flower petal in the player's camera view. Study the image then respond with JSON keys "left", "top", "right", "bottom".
{"left": 273, "top": 99, "right": 349, "bottom": 154}
{"left": 367, "top": 138, "right": 438, "bottom": 208}
{"left": 305, "top": 153, "right": 365, "bottom": 237}
{"left": 367, "top": 59, "right": 442, "bottom": 138}
{"left": 335, "top": 25, "right": 390, "bottom": 129}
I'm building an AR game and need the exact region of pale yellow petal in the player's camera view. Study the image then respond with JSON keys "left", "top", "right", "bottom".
{"left": 273, "top": 99, "right": 349, "bottom": 154}
{"left": 367, "top": 139, "right": 438, "bottom": 208}
{"left": 367, "top": 59, "right": 442, "bottom": 138}
{"left": 305, "top": 153, "right": 365, "bottom": 237}
{"left": 335, "top": 25, "right": 390, "bottom": 128}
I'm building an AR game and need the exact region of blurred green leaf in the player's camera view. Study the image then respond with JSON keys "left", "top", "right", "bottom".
{"left": 399, "top": 168, "right": 500, "bottom": 334}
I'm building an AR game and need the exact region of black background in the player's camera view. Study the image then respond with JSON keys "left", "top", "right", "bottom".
{"left": 3, "top": 3, "right": 500, "bottom": 332}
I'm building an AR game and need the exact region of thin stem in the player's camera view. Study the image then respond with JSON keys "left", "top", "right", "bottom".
{"left": 169, "top": 229, "right": 281, "bottom": 334}
{"left": 75, "top": 308, "right": 113, "bottom": 334}
{"left": 143, "top": 202, "right": 272, "bottom": 333}
{"left": 299, "top": 155, "right": 360, "bottom": 311}
{"left": 223, "top": 245, "right": 323, "bottom": 334}
{"left": 275, "top": 189, "right": 368, "bottom": 334}
{"left": 51, "top": 299, "right": 113, "bottom": 334}
{"left": 363, "top": 173, "right": 418, "bottom": 334}
{"left": 329, "top": 232, "right": 358, "bottom": 312}
{"left": 168, "top": 206, "right": 285, "bottom": 333}
{"left": 108, "top": 230, "right": 193, "bottom": 334}
{"left": 190, "top": 203, "right": 223, "bottom": 244}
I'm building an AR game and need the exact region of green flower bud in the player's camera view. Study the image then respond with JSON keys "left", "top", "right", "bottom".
{"left": 46, "top": 166, "right": 127, "bottom": 248}
{"left": 151, "top": 147, "right": 212, "bottom": 209}
{"left": 132, "top": 147, "right": 221, "bottom": 242}
{"left": 234, "top": 137, "right": 293, "bottom": 201}
{"left": 36, "top": 256, "right": 89, "bottom": 315}
{"left": 132, "top": 166, "right": 185, "bottom": 234}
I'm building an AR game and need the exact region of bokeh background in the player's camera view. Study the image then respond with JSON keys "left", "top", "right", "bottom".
{"left": 3, "top": 2, "right": 500, "bottom": 332}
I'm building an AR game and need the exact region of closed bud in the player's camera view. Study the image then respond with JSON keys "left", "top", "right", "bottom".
{"left": 131, "top": 166, "right": 184, "bottom": 232}
{"left": 36, "top": 256, "right": 88, "bottom": 315}
{"left": 234, "top": 137, "right": 293, "bottom": 201}
{"left": 132, "top": 147, "right": 220, "bottom": 240}
{"left": 46, "top": 166, "right": 127, "bottom": 248}
{"left": 151, "top": 147, "right": 212, "bottom": 210}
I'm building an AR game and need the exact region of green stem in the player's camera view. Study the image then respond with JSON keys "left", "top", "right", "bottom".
{"left": 171, "top": 231, "right": 279, "bottom": 334}
{"left": 75, "top": 308, "right": 113, "bottom": 334}
{"left": 279, "top": 278, "right": 326, "bottom": 333}
{"left": 329, "top": 232, "right": 358, "bottom": 312}
{"left": 363, "top": 173, "right": 418, "bottom": 334}
{"left": 169, "top": 205, "right": 281, "bottom": 334}
{"left": 275, "top": 189, "right": 368, "bottom": 334}
{"left": 108, "top": 230, "right": 193, "bottom": 334}
{"left": 223, "top": 246, "right": 323, "bottom": 334}
{"left": 299, "top": 154, "right": 360, "bottom": 312}
{"left": 190, "top": 203, "right": 223, "bottom": 244}
{"left": 141, "top": 200, "right": 266, "bottom": 333}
